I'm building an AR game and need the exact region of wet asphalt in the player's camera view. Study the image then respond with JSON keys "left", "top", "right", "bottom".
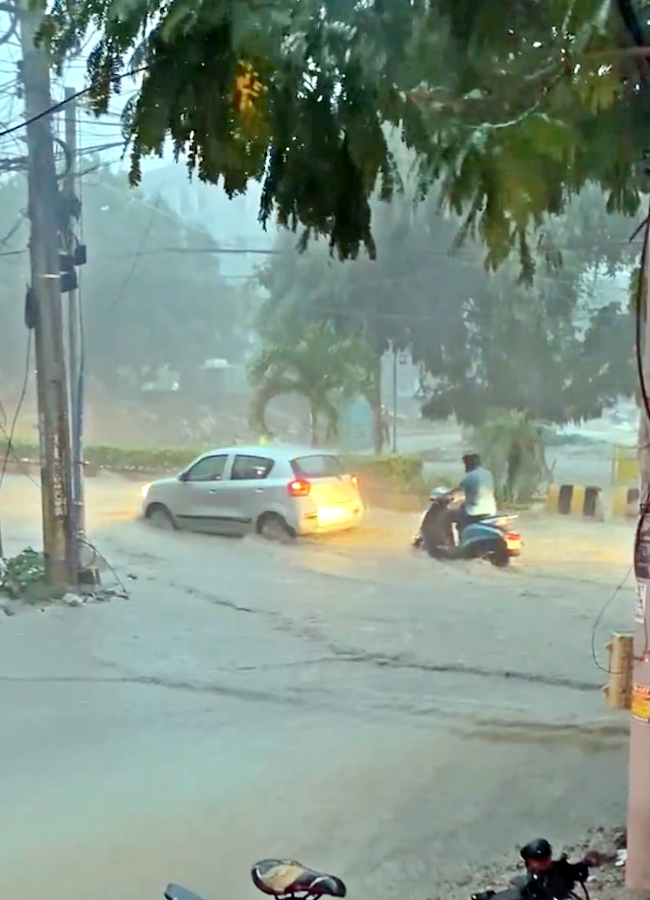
{"left": 0, "top": 474, "right": 633, "bottom": 900}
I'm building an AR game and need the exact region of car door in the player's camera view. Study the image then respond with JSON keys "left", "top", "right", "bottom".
{"left": 216, "top": 453, "right": 276, "bottom": 535}
{"left": 173, "top": 453, "right": 230, "bottom": 533}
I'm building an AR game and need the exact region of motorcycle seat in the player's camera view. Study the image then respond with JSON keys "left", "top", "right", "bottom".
{"left": 252, "top": 860, "right": 347, "bottom": 898}
{"left": 165, "top": 885, "right": 209, "bottom": 900}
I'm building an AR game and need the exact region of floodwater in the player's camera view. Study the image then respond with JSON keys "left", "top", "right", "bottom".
{"left": 0, "top": 473, "right": 633, "bottom": 900}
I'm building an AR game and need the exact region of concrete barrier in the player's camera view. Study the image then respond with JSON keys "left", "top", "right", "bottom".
{"left": 612, "top": 486, "right": 640, "bottom": 520}
{"left": 612, "top": 445, "right": 639, "bottom": 487}
{"left": 545, "top": 484, "right": 604, "bottom": 520}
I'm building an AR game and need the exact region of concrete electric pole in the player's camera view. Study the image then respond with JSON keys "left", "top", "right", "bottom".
{"left": 627, "top": 211, "right": 650, "bottom": 890}
{"left": 62, "top": 86, "right": 86, "bottom": 564}
{"left": 19, "top": 1, "right": 75, "bottom": 585}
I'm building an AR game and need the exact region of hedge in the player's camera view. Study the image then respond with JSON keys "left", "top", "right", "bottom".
{"left": 2, "top": 441, "right": 424, "bottom": 484}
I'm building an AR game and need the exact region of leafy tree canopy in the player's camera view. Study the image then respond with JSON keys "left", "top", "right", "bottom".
{"left": 257, "top": 181, "right": 637, "bottom": 425}
{"left": 37, "top": 0, "right": 649, "bottom": 268}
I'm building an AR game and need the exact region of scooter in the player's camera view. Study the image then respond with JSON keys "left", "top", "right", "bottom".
{"left": 413, "top": 487, "right": 522, "bottom": 567}
{"left": 165, "top": 859, "right": 347, "bottom": 900}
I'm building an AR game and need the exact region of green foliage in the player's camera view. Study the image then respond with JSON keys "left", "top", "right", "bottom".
{"left": 259, "top": 180, "right": 636, "bottom": 426}
{"left": 257, "top": 182, "right": 487, "bottom": 365}
{"left": 0, "top": 168, "right": 247, "bottom": 390}
{"left": 345, "top": 453, "right": 423, "bottom": 485}
{"left": 40, "top": 0, "right": 426, "bottom": 260}
{"left": 0, "top": 548, "right": 46, "bottom": 599}
{"left": 422, "top": 287, "right": 636, "bottom": 426}
{"left": 344, "top": 453, "right": 438, "bottom": 505}
{"left": 80, "top": 169, "right": 246, "bottom": 386}
{"left": 0, "top": 439, "right": 204, "bottom": 472}
{"left": 36, "top": 0, "right": 649, "bottom": 267}
{"left": 82, "top": 444, "right": 204, "bottom": 471}
{"left": 472, "top": 411, "right": 550, "bottom": 506}
{"left": 1, "top": 439, "right": 432, "bottom": 501}
{"left": 248, "top": 321, "right": 377, "bottom": 444}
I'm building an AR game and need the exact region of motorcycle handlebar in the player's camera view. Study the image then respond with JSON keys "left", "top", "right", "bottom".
{"left": 470, "top": 858, "right": 592, "bottom": 900}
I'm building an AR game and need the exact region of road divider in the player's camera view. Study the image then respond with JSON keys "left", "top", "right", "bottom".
{"left": 545, "top": 484, "right": 604, "bottom": 520}
{"left": 612, "top": 486, "right": 640, "bottom": 520}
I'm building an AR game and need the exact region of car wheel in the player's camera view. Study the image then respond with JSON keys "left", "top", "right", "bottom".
{"left": 257, "top": 513, "right": 294, "bottom": 543}
{"left": 146, "top": 504, "right": 176, "bottom": 531}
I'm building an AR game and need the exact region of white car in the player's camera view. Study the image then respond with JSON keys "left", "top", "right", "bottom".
{"left": 140, "top": 445, "right": 364, "bottom": 540}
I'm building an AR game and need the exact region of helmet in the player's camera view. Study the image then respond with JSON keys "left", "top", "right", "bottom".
{"left": 520, "top": 839, "right": 552, "bottom": 863}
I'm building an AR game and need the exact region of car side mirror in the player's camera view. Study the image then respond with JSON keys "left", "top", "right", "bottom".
{"left": 178, "top": 472, "right": 189, "bottom": 483}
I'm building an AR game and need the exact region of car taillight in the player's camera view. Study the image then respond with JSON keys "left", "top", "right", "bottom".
{"left": 288, "top": 478, "right": 311, "bottom": 497}
{"left": 351, "top": 474, "right": 359, "bottom": 488}
{"left": 506, "top": 532, "right": 521, "bottom": 541}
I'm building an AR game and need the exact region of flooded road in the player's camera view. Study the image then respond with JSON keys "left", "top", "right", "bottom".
{"left": 0, "top": 475, "right": 632, "bottom": 900}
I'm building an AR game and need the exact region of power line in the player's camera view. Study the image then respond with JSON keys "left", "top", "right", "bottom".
{"left": 0, "top": 215, "right": 24, "bottom": 250}
{"left": 109, "top": 212, "right": 155, "bottom": 311}
{"left": 110, "top": 246, "right": 280, "bottom": 256}
{"left": 0, "top": 64, "right": 149, "bottom": 140}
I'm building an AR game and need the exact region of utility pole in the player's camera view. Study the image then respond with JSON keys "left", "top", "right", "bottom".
{"left": 627, "top": 211, "right": 650, "bottom": 890}
{"left": 392, "top": 345, "right": 397, "bottom": 453}
{"left": 62, "top": 87, "right": 85, "bottom": 565}
{"left": 19, "top": 0, "right": 75, "bottom": 585}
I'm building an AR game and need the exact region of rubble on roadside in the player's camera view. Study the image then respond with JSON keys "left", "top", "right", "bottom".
{"left": 0, "top": 547, "right": 128, "bottom": 611}
{"left": 60, "top": 586, "right": 129, "bottom": 606}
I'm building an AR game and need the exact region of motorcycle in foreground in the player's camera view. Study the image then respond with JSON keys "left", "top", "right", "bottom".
{"left": 163, "top": 845, "right": 591, "bottom": 900}
{"left": 472, "top": 839, "right": 593, "bottom": 900}
{"left": 166, "top": 859, "right": 347, "bottom": 900}
{"left": 412, "top": 487, "right": 522, "bottom": 567}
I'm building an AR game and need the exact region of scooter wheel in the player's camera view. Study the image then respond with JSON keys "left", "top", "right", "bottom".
{"left": 490, "top": 545, "right": 510, "bottom": 567}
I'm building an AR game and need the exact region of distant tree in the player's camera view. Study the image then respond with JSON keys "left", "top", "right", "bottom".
{"left": 0, "top": 167, "right": 248, "bottom": 395}
{"left": 256, "top": 183, "right": 488, "bottom": 447}
{"left": 248, "top": 322, "right": 376, "bottom": 445}
{"left": 0, "top": 177, "right": 31, "bottom": 386}
{"left": 421, "top": 187, "right": 637, "bottom": 425}
{"left": 257, "top": 180, "right": 636, "bottom": 428}
{"left": 81, "top": 168, "right": 248, "bottom": 390}
{"left": 473, "top": 411, "right": 550, "bottom": 506}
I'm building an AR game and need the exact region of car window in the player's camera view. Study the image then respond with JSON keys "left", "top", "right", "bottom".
{"left": 230, "top": 455, "right": 274, "bottom": 481}
{"left": 291, "top": 455, "right": 345, "bottom": 478}
{"left": 185, "top": 454, "right": 228, "bottom": 482}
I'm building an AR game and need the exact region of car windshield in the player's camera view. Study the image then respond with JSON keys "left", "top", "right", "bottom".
{"left": 291, "top": 455, "right": 345, "bottom": 478}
